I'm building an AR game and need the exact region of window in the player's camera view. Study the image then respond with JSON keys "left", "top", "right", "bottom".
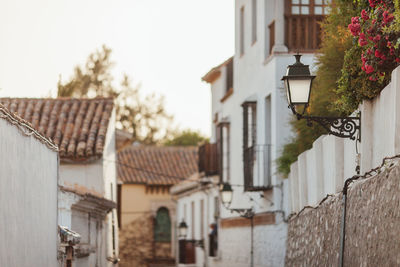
{"left": 240, "top": 6, "right": 245, "bottom": 55}
{"left": 191, "top": 201, "right": 195, "bottom": 239}
{"left": 252, "top": 0, "right": 257, "bottom": 43}
{"left": 200, "top": 199, "right": 204, "bottom": 238}
{"left": 291, "top": 0, "right": 309, "bottom": 15}
{"left": 287, "top": 0, "right": 330, "bottom": 15}
{"left": 242, "top": 101, "right": 257, "bottom": 190}
{"left": 285, "top": 0, "right": 328, "bottom": 51}
{"left": 264, "top": 0, "right": 274, "bottom": 58}
{"left": 154, "top": 207, "right": 171, "bottom": 242}
{"left": 213, "top": 196, "right": 219, "bottom": 220}
{"left": 216, "top": 122, "right": 230, "bottom": 183}
{"left": 226, "top": 59, "right": 233, "bottom": 94}
{"left": 268, "top": 21, "right": 275, "bottom": 56}
{"left": 314, "top": 0, "right": 330, "bottom": 15}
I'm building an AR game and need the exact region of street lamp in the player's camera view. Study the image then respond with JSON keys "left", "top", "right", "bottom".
{"left": 220, "top": 182, "right": 254, "bottom": 219}
{"left": 220, "top": 183, "right": 233, "bottom": 207}
{"left": 178, "top": 220, "right": 188, "bottom": 239}
{"left": 282, "top": 54, "right": 361, "bottom": 142}
{"left": 178, "top": 220, "right": 204, "bottom": 248}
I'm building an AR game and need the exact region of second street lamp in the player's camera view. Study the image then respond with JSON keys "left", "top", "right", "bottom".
{"left": 178, "top": 219, "right": 204, "bottom": 248}
{"left": 178, "top": 220, "right": 188, "bottom": 239}
{"left": 220, "top": 182, "right": 254, "bottom": 219}
{"left": 282, "top": 54, "right": 361, "bottom": 142}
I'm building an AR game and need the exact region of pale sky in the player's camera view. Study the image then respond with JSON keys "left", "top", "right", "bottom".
{"left": 0, "top": 0, "right": 234, "bottom": 136}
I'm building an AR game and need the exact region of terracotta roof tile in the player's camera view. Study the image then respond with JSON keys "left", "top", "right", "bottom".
{"left": 0, "top": 97, "right": 114, "bottom": 161}
{"left": 117, "top": 146, "right": 198, "bottom": 185}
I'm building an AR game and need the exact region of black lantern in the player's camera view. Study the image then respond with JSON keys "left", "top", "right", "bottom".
{"left": 282, "top": 54, "right": 316, "bottom": 106}
{"left": 219, "top": 182, "right": 254, "bottom": 219}
{"left": 281, "top": 54, "right": 361, "bottom": 142}
{"left": 178, "top": 220, "right": 188, "bottom": 239}
{"left": 220, "top": 183, "right": 233, "bottom": 207}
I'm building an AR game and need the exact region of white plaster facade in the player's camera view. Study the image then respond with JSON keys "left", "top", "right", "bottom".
{"left": 171, "top": 175, "right": 220, "bottom": 267}
{"left": 211, "top": 1, "right": 316, "bottom": 266}
{"left": 0, "top": 108, "right": 59, "bottom": 267}
{"left": 176, "top": 0, "right": 320, "bottom": 266}
{"left": 58, "top": 109, "right": 119, "bottom": 267}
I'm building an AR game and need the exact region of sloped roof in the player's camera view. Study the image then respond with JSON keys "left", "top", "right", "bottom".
{"left": 117, "top": 145, "right": 198, "bottom": 185}
{"left": 0, "top": 97, "right": 114, "bottom": 161}
{"left": 202, "top": 56, "right": 233, "bottom": 83}
{"left": 0, "top": 104, "right": 58, "bottom": 151}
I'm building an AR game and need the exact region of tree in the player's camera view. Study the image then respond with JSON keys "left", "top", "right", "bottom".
{"left": 58, "top": 45, "right": 173, "bottom": 145}
{"left": 164, "top": 129, "right": 209, "bottom": 146}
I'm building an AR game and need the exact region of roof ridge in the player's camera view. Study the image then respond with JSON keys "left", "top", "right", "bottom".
{"left": 0, "top": 96, "right": 114, "bottom": 101}
{"left": 0, "top": 104, "right": 58, "bottom": 152}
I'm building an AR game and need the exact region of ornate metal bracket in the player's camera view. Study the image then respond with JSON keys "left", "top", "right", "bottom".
{"left": 291, "top": 106, "right": 361, "bottom": 142}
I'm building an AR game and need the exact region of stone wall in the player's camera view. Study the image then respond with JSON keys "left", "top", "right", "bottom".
{"left": 119, "top": 213, "right": 174, "bottom": 267}
{"left": 286, "top": 161, "right": 400, "bottom": 266}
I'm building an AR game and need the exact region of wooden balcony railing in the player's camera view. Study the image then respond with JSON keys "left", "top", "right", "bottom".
{"left": 285, "top": 15, "right": 324, "bottom": 52}
{"left": 198, "top": 143, "right": 219, "bottom": 176}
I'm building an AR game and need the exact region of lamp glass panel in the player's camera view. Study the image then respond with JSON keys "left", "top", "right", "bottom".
{"left": 221, "top": 190, "right": 233, "bottom": 206}
{"left": 179, "top": 225, "right": 188, "bottom": 237}
{"left": 288, "top": 78, "right": 312, "bottom": 104}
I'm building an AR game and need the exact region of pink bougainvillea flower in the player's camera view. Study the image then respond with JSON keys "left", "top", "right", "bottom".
{"left": 365, "top": 64, "right": 375, "bottom": 74}
{"left": 375, "top": 49, "right": 383, "bottom": 58}
{"left": 396, "top": 58, "right": 400, "bottom": 63}
{"left": 348, "top": 17, "right": 361, "bottom": 36}
{"left": 369, "top": 0, "right": 377, "bottom": 8}
{"left": 383, "top": 11, "right": 394, "bottom": 24}
{"left": 373, "top": 34, "right": 381, "bottom": 43}
{"left": 361, "top": 9, "right": 369, "bottom": 20}
{"left": 359, "top": 33, "right": 368, "bottom": 46}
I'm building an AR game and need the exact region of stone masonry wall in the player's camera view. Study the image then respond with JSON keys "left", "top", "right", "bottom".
{"left": 119, "top": 213, "right": 173, "bottom": 267}
{"left": 119, "top": 213, "right": 154, "bottom": 267}
{"left": 286, "top": 161, "right": 400, "bottom": 266}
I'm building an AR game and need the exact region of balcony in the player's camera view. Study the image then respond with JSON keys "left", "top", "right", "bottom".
{"left": 198, "top": 143, "right": 219, "bottom": 176}
{"left": 244, "top": 144, "right": 272, "bottom": 191}
{"left": 285, "top": 14, "right": 324, "bottom": 52}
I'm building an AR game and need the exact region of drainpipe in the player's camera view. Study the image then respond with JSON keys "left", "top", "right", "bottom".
{"left": 250, "top": 215, "right": 254, "bottom": 267}
{"left": 339, "top": 192, "right": 347, "bottom": 267}
{"left": 339, "top": 177, "right": 356, "bottom": 267}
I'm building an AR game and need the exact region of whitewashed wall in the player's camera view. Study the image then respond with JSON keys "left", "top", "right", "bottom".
{"left": 103, "top": 108, "right": 119, "bottom": 266}
{"left": 173, "top": 177, "right": 220, "bottom": 267}
{"left": 0, "top": 114, "right": 58, "bottom": 266}
{"left": 212, "top": 220, "right": 287, "bottom": 267}
{"left": 58, "top": 108, "right": 118, "bottom": 267}
{"left": 205, "top": 0, "right": 319, "bottom": 266}
{"left": 290, "top": 66, "right": 400, "bottom": 213}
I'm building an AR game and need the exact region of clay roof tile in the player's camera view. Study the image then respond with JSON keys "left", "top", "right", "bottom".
{"left": 0, "top": 97, "right": 114, "bottom": 161}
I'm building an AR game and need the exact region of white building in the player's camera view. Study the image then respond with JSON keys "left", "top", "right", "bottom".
{"left": 174, "top": 0, "right": 328, "bottom": 266}
{"left": 0, "top": 97, "right": 119, "bottom": 267}
{"left": 0, "top": 104, "right": 59, "bottom": 267}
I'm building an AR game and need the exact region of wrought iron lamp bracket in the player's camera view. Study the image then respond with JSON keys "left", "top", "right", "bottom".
{"left": 290, "top": 105, "right": 361, "bottom": 142}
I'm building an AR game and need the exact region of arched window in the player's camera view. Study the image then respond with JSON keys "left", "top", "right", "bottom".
{"left": 154, "top": 207, "right": 171, "bottom": 242}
